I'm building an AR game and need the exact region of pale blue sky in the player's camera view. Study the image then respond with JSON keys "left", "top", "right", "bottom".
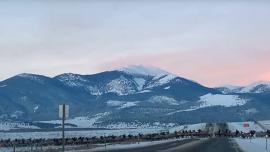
{"left": 1, "top": 1, "right": 270, "bottom": 86}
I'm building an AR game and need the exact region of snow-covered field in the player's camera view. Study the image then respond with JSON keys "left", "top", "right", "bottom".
{"left": 169, "top": 123, "right": 206, "bottom": 132}
{"left": 0, "top": 122, "right": 39, "bottom": 131}
{"left": 258, "top": 120, "right": 270, "bottom": 130}
{"left": 0, "top": 128, "right": 163, "bottom": 140}
{"left": 39, "top": 113, "right": 111, "bottom": 128}
{"left": 228, "top": 121, "right": 264, "bottom": 132}
{"left": 0, "top": 123, "right": 206, "bottom": 140}
{"left": 235, "top": 138, "right": 270, "bottom": 152}
{"left": 4, "top": 120, "right": 270, "bottom": 141}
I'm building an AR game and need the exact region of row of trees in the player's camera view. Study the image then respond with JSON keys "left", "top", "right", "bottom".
{"left": 0, "top": 129, "right": 267, "bottom": 148}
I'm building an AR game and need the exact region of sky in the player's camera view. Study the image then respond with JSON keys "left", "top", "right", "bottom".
{"left": 0, "top": 0, "right": 270, "bottom": 87}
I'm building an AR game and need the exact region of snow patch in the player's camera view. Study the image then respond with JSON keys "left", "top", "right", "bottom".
{"left": 137, "top": 90, "right": 152, "bottom": 94}
{"left": 167, "top": 94, "right": 247, "bottom": 114}
{"left": 119, "top": 102, "right": 139, "bottom": 109}
{"left": 86, "top": 86, "right": 102, "bottom": 96}
{"left": 0, "top": 85, "right": 7, "bottom": 88}
{"left": 57, "top": 73, "right": 87, "bottom": 87}
{"left": 17, "top": 74, "right": 44, "bottom": 84}
{"left": 105, "top": 76, "right": 136, "bottom": 95}
{"left": 164, "top": 86, "right": 171, "bottom": 90}
{"left": 167, "top": 108, "right": 199, "bottom": 115}
{"left": 146, "top": 75, "right": 177, "bottom": 88}
{"left": 134, "top": 78, "right": 146, "bottom": 90}
{"left": 20, "top": 96, "right": 28, "bottom": 102}
{"left": 11, "top": 111, "right": 24, "bottom": 119}
{"left": 107, "top": 100, "right": 124, "bottom": 107}
{"left": 156, "top": 75, "right": 176, "bottom": 84}
{"left": 106, "top": 100, "right": 140, "bottom": 109}
{"left": 33, "top": 105, "right": 39, "bottom": 113}
{"left": 245, "top": 108, "right": 258, "bottom": 114}
{"left": 198, "top": 93, "right": 247, "bottom": 108}
{"left": 149, "top": 96, "right": 179, "bottom": 106}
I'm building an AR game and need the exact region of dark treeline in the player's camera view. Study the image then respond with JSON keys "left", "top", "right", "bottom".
{"left": 0, "top": 129, "right": 269, "bottom": 148}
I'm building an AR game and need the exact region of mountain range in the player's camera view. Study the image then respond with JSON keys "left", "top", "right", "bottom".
{"left": 1, "top": 65, "right": 270, "bottom": 128}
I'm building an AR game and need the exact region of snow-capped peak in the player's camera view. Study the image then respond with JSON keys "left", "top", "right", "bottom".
{"left": 220, "top": 85, "right": 242, "bottom": 90}
{"left": 16, "top": 73, "right": 45, "bottom": 84}
{"left": 248, "top": 81, "right": 270, "bottom": 86}
{"left": 218, "top": 81, "right": 270, "bottom": 94}
{"left": 240, "top": 81, "right": 270, "bottom": 93}
{"left": 17, "top": 73, "right": 36, "bottom": 78}
{"left": 119, "top": 65, "right": 171, "bottom": 77}
{"left": 56, "top": 73, "right": 87, "bottom": 87}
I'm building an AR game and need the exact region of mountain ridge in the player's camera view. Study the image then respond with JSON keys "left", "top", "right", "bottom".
{"left": 2, "top": 65, "right": 268, "bottom": 90}
{"left": 0, "top": 65, "right": 270, "bottom": 128}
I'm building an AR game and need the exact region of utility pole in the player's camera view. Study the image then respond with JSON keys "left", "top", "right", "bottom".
{"left": 104, "top": 133, "right": 107, "bottom": 148}
{"left": 266, "top": 135, "right": 268, "bottom": 151}
{"left": 59, "top": 104, "right": 69, "bottom": 152}
{"left": 62, "top": 104, "right": 65, "bottom": 152}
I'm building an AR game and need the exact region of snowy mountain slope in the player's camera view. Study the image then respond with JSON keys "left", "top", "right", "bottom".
{"left": 120, "top": 65, "right": 178, "bottom": 89}
{"left": 55, "top": 72, "right": 139, "bottom": 96}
